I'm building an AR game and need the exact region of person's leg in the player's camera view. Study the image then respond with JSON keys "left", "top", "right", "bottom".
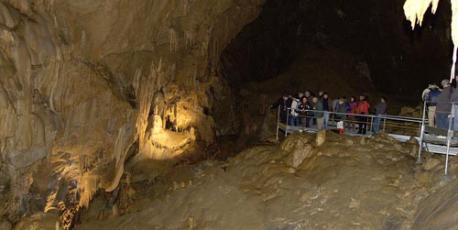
{"left": 357, "top": 116, "right": 364, "bottom": 134}
{"left": 436, "top": 113, "right": 445, "bottom": 129}
{"left": 454, "top": 108, "right": 458, "bottom": 130}
{"left": 428, "top": 106, "right": 435, "bottom": 127}
{"left": 317, "top": 117, "right": 324, "bottom": 130}
{"left": 373, "top": 116, "right": 381, "bottom": 134}
{"left": 324, "top": 112, "right": 329, "bottom": 129}
{"left": 306, "top": 117, "right": 311, "bottom": 128}
{"left": 361, "top": 116, "right": 367, "bottom": 134}
{"left": 281, "top": 111, "right": 287, "bottom": 123}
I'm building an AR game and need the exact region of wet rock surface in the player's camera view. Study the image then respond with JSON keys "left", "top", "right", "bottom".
{"left": 0, "top": 0, "right": 264, "bottom": 227}
{"left": 77, "top": 133, "right": 455, "bottom": 229}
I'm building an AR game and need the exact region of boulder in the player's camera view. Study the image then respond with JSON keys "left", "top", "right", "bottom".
{"left": 316, "top": 130, "right": 326, "bottom": 147}
{"left": 286, "top": 144, "right": 314, "bottom": 168}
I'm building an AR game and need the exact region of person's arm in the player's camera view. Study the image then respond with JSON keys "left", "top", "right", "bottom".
{"left": 270, "top": 98, "right": 281, "bottom": 109}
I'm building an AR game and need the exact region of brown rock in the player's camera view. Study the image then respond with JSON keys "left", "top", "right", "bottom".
{"left": 0, "top": 220, "right": 12, "bottom": 230}
{"left": 316, "top": 130, "right": 327, "bottom": 147}
{"left": 286, "top": 144, "right": 314, "bottom": 168}
{"left": 424, "top": 158, "right": 441, "bottom": 171}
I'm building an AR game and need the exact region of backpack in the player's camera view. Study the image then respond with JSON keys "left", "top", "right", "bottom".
{"left": 426, "top": 88, "right": 441, "bottom": 105}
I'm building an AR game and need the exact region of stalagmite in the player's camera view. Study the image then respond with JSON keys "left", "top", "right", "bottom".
{"left": 404, "top": 0, "right": 458, "bottom": 79}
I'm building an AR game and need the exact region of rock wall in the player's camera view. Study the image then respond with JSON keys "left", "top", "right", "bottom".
{"left": 0, "top": 0, "right": 264, "bottom": 224}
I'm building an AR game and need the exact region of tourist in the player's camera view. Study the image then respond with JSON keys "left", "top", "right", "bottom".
{"left": 298, "top": 96, "right": 312, "bottom": 127}
{"left": 356, "top": 95, "right": 370, "bottom": 134}
{"left": 332, "top": 97, "right": 340, "bottom": 112}
{"left": 373, "top": 97, "right": 387, "bottom": 134}
{"left": 304, "top": 90, "right": 312, "bottom": 100}
{"left": 318, "top": 91, "right": 324, "bottom": 98}
{"left": 289, "top": 96, "right": 300, "bottom": 126}
{"left": 335, "top": 97, "right": 347, "bottom": 122}
{"left": 347, "top": 97, "right": 358, "bottom": 131}
{"left": 270, "top": 94, "right": 289, "bottom": 123}
{"left": 421, "top": 84, "right": 441, "bottom": 127}
{"left": 451, "top": 76, "right": 458, "bottom": 130}
{"left": 322, "top": 93, "right": 330, "bottom": 128}
{"left": 435, "top": 79, "right": 452, "bottom": 130}
{"left": 298, "top": 92, "right": 304, "bottom": 101}
{"left": 313, "top": 96, "right": 324, "bottom": 130}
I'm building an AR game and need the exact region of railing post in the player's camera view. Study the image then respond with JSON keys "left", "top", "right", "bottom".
{"left": 276, "top": 106, "right": 280, "bottom": 141}
{"left": 369, "top": 115, "right": 374, "bottom": 135}
{"left": 445, "top": 103, "right": 455, "bottom": 175}
{"left": 285, "top": 108, "right": 289, "bottom": 137}
{"left": 417, "top": 100, "right": 427, "bottom": 164}
{"left": 383, "top": 117, "right": 387, "bottom": 133}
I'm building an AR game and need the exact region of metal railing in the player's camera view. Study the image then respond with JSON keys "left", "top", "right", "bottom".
{"left": 275, "top": 100, "right": 458, "bottom": 175}
{"left": 275, "top": 106, "right": 425, "bottom": 140}
{"left": 417, "top": 100, "right": 458, "bottom": 175}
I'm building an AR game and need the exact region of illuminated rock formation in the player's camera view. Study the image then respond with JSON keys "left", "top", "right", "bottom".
{"left": 0, "top": 0, "right": 264, "bottom": 225}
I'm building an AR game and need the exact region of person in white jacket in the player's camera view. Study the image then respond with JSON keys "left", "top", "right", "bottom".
{"left": 289, "top": 96, "right": 300, "bottom": 126}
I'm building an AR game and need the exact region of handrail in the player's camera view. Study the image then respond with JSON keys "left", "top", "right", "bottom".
{"left": 283, "top": 107, "right": 425, "bottom": 123}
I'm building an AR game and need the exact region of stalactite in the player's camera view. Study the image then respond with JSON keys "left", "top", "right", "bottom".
{"left": 185, "top": 30, "right": 194, "bottom": 49}
{"left": 183, "top": 0, "right": 191, "bottom": 16}
{"left": 169, "top": 28, "right": 178, "bottom": 53}
{"left": 136, "top": 59, "right": 162, "bottom": 154}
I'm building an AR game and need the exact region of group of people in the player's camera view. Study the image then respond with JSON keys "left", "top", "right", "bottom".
{"left": 272, "top": 90, "right": 388, "bottom": 134}
{"left": 423, "top": 77, "right": 458, "bottom": 130}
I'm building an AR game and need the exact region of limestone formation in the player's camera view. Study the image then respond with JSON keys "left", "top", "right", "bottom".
{"left": 0, "top": 0, "right": 264, "bottom": 225}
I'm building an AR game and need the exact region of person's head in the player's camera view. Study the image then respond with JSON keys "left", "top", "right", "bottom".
{"left": 312, "top": 97, "right": 318, "bottom": 103}
{"left": 305, "top": 90, "right": 311, "bottom": 97}
{"left": 452, "top": 76, "right": 458, "bottom": 88}
{"left": 318, "top": 91, "right": 324, "bottom": 97}
{"left": 339, "top": 97, "right": 345, "bottom": 104}
{"left": 350, "top": 96, "right": 355, "bottom": 102}
{"left": 323, "top": 93, "right": 328, "bottom": 99}
{"left": 301, "top": 97, "right": 307, "bottom": 103}
{"left": 282, "top": 95, "right": 288, "bottom": 100}
{"left": 441, "top": 79, "right": 450, "bottom": 88}
{"left": 381, "top": 96, "right": 386, "bottom": 103}
{"left": 428, "top": 84, "right": 439, "bottom": 90}
{"left": 359, "top": 95, "right": 366, "bottom": 101}
{"left": 288, "top": 94, "right": 293, "bottom": 99}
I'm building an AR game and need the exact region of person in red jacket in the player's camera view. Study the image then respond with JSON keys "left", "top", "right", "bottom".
{"left": 356, "top": 95, "right": 370, "bottom": 134}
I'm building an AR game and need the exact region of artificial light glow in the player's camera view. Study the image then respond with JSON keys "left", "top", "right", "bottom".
{"left": 139, "top": 114, "right": 197, "bottom": 160}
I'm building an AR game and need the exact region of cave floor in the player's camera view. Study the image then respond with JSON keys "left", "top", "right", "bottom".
{"left": 70, "top": 132, "right": 457, "bottom": 230}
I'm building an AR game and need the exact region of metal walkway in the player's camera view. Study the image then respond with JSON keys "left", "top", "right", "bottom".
{"left": 275, "top": 103, "right": 458, "bottom": 175}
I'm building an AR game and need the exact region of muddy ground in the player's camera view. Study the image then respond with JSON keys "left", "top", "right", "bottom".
{"left": 24, "top": 132, "right": 450, "bottom": 229}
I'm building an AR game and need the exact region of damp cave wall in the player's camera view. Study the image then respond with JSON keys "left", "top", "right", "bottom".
{"left": 0, "top": 0, "right": 264, "bottom": 221}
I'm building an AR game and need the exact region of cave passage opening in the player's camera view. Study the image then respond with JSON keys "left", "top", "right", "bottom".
{"left": 219, "top": 0, "right": 454, "bottom": 104}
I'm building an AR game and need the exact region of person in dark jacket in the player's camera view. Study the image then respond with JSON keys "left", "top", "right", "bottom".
{"left": 271, "top": 95, "right": 289, "bottom": 123}
{"left": 313, "top": 96, "right": 324, "bottom": 130}
{"left": 335, "top": 97, "right": 348, "bottom": 122}
{"left": 322, "top": 93, "right": 330, "bottom": 128}
{"left": 451, "top": 76, "right": 458, "bottom": 130}
{"left": 436, "top": 79, "right": 452, "bottom": 130}
{"left": 372, "top": 97, "right": 387, "bottom": 134}
{"left": 422, "top": 84, "right": 441, "bottom": 127}
{"left": 298, "top": 96, "right": 312, "bottom": 127}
